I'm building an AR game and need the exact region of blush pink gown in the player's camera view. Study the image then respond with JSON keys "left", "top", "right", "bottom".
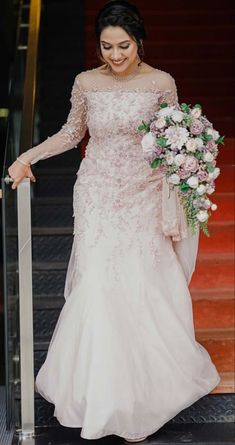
{"left": 18, "top": 64, "right": 220, "bottom": 440}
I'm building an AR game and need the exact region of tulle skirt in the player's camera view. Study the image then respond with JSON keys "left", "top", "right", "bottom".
{"left": 35, "top": 216, "right": 220, "bottom": 440}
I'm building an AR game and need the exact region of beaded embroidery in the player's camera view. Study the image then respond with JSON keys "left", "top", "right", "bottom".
{"left": 19, "top": 65, "right": 179, "bottom": 279}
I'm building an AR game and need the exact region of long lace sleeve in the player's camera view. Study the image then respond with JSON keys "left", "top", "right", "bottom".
{"left": 159, "top": 73, "right": 200, "bottom": 284}
{"left": 17, "top": 74, "right": 87, "bottom": 165}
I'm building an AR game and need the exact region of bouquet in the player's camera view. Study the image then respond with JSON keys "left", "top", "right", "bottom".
{"left": 137, "top": 102, "right": 225, "bottom": 237}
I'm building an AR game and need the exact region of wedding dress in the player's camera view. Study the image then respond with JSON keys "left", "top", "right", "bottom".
{"left": 18, "top": 64, "right": 220, "bottom": 440}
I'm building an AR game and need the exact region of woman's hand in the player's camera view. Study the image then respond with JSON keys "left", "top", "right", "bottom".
{"left": 8, "top": 159, "right": 36, "bottom": 190}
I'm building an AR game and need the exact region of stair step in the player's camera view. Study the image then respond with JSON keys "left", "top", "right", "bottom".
{"left": 215, "top": 165, "right": 234, "bottom": 192}
{"left": 13, "top": 423, "right": 235, "bottom": 445}
{"left": 190, "top": 288, "right": 234, "bottom": 301}
{"left": 33, "top": 236, "right": 73, "bottom": 262}
{"left": 32, "top": 268, "right": 67, "bottom": 296}
{"left": 32, "top": 201, "right": 73, "bottom": 228}
{"left": 191, "top": 254, "right": 234, "bottom": 290}
{"left": 180, "top": 79, "right": 235, "bottom": 98}
{"left": 34, "top": 174, "right": 76, "bottom": 197}
{"left": 210, "top": 193, "right": 234, "bottom": 223}
{"left": 195, "top": 328, "right": 234, "bottom": 373}
{"left": 212, "top": 372, "right": 235, "bottom": 394}
{"left": 192, "top": 298, "right": 234, "bottom": 329}
{"left": 180, "top": 96, "right": 235, "bottom": 115}
{"left": 217, "top": 138, "right": 235, "bottom": 164}
{"left": 198, "top": 223, "right": 234, "bottom": 254}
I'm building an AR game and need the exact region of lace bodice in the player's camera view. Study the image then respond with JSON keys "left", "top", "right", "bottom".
{"left": 17, "top": 63, "right": 179, "bottom": 165}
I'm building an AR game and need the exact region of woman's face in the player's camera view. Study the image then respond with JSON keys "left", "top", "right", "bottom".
{"left": 100, "top": 26, "right": 139, "bottom": 75}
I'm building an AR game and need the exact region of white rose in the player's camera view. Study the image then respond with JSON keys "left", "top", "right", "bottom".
{"left": 203, "top": 198, "right": 211, "bottom": 209}
{"left": 155, "top": 117, "right": 166, "bottom": 129}
{"left": 205, "top": 128, "right": 214, "bottom": 136}
{"left": 196, "top": 184, "right": 206, "bottom": 195}
{"left": 187, "top": 176, "right": 199, "bottom": 188}
{"left": 206, "top": 184, "right": 215, "bottom": 194}
{"left": 207, "top": 167, "right": 220, "bottom": 181}
{"left": 212, "top": 167, "right": 220, "bottom": 179}
{"left": 157, "top": 106, "right": 175, "bottom": 117}
{"left": 211, "top": 203, "right": 217, "bottom": 211}
{"left": 168, "top": 173, "right": 180, "bottom": 185}
{"left": 166, "top": 152, "right": 175, "bottom": 165}
{"left": 191, "top": 108, "right": 202, "bottom": 118}
{"left": 195, "top": 137, "right": 204, "bottom": 148}
{"left": 141, "top": 132, "right": 155, "bottom": 153}
{"left": 171, "top": 110, "right": 184, "bottom": 123}
{"left": 212, "top": 130, "right": 220, "bottom": 140}
{"left": 203, "top": 152, "right": 214, "bottom": 162}
{"left": 174, "top": 153, "right": 185, "bottom": 166}
{"left": 196, "top": 210, "right": 209, "bottom": 222}
{"left": 186, "top": 139, "right": 197, "bottom": 152}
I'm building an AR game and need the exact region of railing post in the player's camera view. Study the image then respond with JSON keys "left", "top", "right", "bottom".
{"left": 17, "top": 178, "right": 35, "bottom": 437}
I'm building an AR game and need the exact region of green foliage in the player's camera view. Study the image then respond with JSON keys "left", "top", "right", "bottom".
{"left": 151, "top": 158, "right": 163, "bottom": 168}
{"left": 156, "top": 136, "right": 167, "bottom": 147}
{"left": 179, "top": 182, "right": 190, "bottom": 193}
{"left": 183, "top": 116, "right": 193, "bottom": 127}
{"left": 137, "top": 121, "right": 150, "bottom": 132}
{"left": 193, "top": 103, "right": 202, "bottom": 109}
{"left": 159, "top": 102, "right": 168, "bottom": 108}
{"left": 194, "top": 151, "right": 204, "bottom": 160}
{"left": 179, "top": 193, "right": 210, "bottom": 237}
{"left": 202, "top": 133, "right": 213, "bottom": 142}
{"left": 216, "top": 135, "right": 225, "bottom": 145}
{"left": 206, "top": 163, "right": 215, "bottom": 173}
{"left": 180, "top": 103, "right": 190, "bottom": 113}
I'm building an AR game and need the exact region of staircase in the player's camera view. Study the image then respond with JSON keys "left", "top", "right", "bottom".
{"left": 190, "top": 137, "right": 235, "bottom": 394}
{"left": 12, "top": 0, "right": 235, "bottom": 439}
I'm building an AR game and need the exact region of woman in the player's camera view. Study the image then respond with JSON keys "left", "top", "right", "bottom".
{"left": 8, "top": 0, "right": 220, "bottom": 442}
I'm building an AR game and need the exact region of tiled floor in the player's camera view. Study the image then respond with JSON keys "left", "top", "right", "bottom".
{"left": 11, "top": 423, "right": 235, "bottom": 445}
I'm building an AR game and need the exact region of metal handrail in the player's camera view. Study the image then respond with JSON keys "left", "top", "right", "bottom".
{"left": 2, "top": 0, "right": 41, "bottom": 438}
{"left": 17, "top": 0, "right": 41, "bottom": 437}
{"left": 17, "top": 0, "right": 41, "bottom": 439}
{"left": 20, "top": 0, "right": 41, "bottom": 154}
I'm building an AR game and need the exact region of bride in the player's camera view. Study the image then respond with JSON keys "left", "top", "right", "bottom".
{"left": 8, "top": 0, "right": 220, "bottom": 442}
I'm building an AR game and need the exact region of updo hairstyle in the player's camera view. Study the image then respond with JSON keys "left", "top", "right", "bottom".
{"left": 95, "top": 0, "right": 146, "bottom": 64}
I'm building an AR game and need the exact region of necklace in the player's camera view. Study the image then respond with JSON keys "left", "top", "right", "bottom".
{"left": 108, "top": 62, "right": 141, "bottom": 82}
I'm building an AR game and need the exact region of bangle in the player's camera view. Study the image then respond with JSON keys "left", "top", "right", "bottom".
{"left": 16, "top": 157, "right": 31, "bottom": 167}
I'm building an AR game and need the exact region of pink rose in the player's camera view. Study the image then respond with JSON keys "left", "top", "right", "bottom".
{"left": 179, "top": 168, "right": 190, "bottom": 179}
{"left": 206, "top": 140, "right": 216, "bottom": 151}
{"left": 150, "top": 119, "right": 165, "bottom": 133}
{"left": 154, "top": 145, "right": 164, "bottom": 156}
{"left": 190, "top": 119, "right": 204, "bottom": 135}
{"left": 197, "top": 168, "right": 208, "bottom": 181}
{"left": 184, "top": 156, "right": 199, "bottom": 172}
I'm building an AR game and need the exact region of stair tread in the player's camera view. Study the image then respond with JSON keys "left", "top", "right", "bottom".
{"left": 190, "top": 288, "right": 235, "bottom": 301}
{"left": 212, "top": 372, "right": 235, "bottom": 393}
{"left": 195, "top": 327, "right": 235, "bottom": 340}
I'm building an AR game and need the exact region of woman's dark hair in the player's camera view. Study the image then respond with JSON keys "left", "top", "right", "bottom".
{"left": 95, "top": 0, "right": 146, "bottom": 63}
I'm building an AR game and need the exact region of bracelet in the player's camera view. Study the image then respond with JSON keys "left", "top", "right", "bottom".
{"left": 16, "top": 157, "right": 31, "bottom": 167}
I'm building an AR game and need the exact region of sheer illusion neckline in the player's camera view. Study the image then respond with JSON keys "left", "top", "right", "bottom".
{"left": 78, "top": 64, "right": 176, "bottom": 95}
